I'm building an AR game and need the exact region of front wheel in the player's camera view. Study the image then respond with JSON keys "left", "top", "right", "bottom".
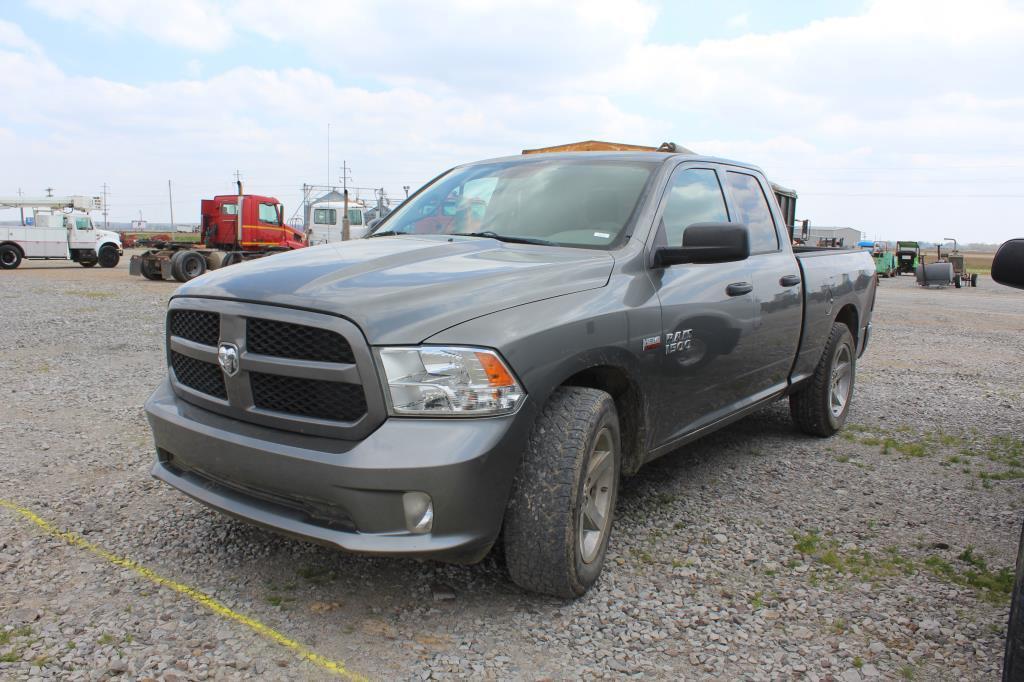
{"left": 503, "top": 387, "right": 620, "bottom": 598}
{"left": 790, "top": 322, "right": 856, "bottom": 437}
{"left": 98, "top": 245, "right": 120, "bottom": 268}
{"left": 79, "top": 260, "right": 97, "bottom": 268}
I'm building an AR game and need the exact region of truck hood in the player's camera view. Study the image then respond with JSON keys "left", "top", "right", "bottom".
{"left": 174, "top": 235, "right": 614, "bottom": 344}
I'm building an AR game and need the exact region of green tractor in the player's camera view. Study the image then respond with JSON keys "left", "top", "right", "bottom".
{"left": 859, "top": 240, "right": 898, "bottom": 278}
{"left": 895, "top": 241, "right": 920, "bottom": 275}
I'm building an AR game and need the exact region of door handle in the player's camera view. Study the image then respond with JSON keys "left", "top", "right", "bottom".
{"left": 780, "top": 274, "right": 801, "bottom": 287}
{"left": 726, "top": 282, "right": 753, "bottom": 296}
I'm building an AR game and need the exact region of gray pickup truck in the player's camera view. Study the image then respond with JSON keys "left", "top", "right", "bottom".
{"left": 145, "top": 149, "right": 876, "bottom": 597}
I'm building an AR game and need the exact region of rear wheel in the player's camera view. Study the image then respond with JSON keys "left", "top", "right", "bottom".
{"left": 98, "top": 245, "right": 120, "bottom": 268}
{"left": 0, "top": 244, "right": 22, "bottom": 269}
{"left": 503, "top": 387, "right": 620, "bottom": 598}
{"left": 79, "top": 260, "right": 97, "bottom": 268}
{"left": 971, "top": 273, "right": 979, "bottom": 287}
{"left": 790, "top": 322, "right": 856, "bottom": 437}
{"left": 170, "top": 250, "right": 207, "bottom": 282}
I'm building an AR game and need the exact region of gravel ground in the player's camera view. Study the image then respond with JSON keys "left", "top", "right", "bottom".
{"left": 1, "top": 254, "right": 1022, "bottom": 681}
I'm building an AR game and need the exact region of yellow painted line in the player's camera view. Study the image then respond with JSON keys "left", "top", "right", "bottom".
{"left": 0, "top": 498, "right": 364, "bottom": 681}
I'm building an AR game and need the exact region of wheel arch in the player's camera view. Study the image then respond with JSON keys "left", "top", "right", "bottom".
{"left": 834, "top": 303, "right": 859, "bottom": 346}
{"left": 554, "top": 360, "right": 648, "bottom": 477}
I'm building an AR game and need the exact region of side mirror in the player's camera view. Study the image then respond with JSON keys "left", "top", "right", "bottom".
{"left": 992, "top": 238, "right": 1024, "bottom": 290}
{"left": 653, "top": 222, "right": 750, "bottom": 267}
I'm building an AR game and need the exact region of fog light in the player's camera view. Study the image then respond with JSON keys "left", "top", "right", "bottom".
{"left": 403, "top": 492, "right": 433, "bottom": 534}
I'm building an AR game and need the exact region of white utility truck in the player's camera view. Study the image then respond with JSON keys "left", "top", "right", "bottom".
{"left": 0, "top": 195, "right": 122, "bottom": 269}
{"left": 305, "top": 199, "right": 370, "bottom": 245}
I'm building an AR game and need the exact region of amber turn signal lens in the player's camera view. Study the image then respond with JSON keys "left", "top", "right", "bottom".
{"left": 475, "top": 351, "right": 516, "bottom": 387}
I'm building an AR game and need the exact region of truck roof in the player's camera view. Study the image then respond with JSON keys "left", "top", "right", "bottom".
{"left": 464, "top": 150, "right": 765, "bottom": 175}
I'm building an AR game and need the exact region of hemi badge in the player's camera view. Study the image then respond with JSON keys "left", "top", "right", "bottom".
{"left": 642, "top": 335, "right": 662, "bottom": 351}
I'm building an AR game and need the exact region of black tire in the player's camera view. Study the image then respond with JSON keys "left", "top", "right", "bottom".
{"left": 79, "top": 260, "right": 97, "bottom": 268}
{"left": 0, "top": 244, "right": 22, "bottom": 269}
{"left": 170, "top": 250, "right": 207, "bottom": 282}
{"left": 503, "top": 386, "right": 620, "bottom": 598}
{"left": 98, "top": 245, "right": 120, "bottom": 268}
{"left": 1004, "top": 520, "right": 1024, "bottom": 681}
{"left": 790, "top": 322, "right": 856, "bottom": 437}
{"left": 971, "top": 273, "right": 979, "bottom": 287}
{"left": 140, "top": 258, "right": 163, "bottom": 281}
{"left": 955, "top": 277, "right": 962, "bottom": 288}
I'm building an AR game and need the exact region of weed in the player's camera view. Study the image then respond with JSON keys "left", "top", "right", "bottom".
{"left": 750, "top": 592, "right": 763, "bottom": 609}
{"left": 0, "top": 652, "right": 20, "bottom": 663}
{"left": 900, "top": 664, "right": 916, "bottom": 680}
{"left": 96, "top": 634, "right": 116, "bottom": 645}
{"left": 297, "top": 565, "right": 337, "bottom": 585}
{"left": 924, "top": 553, "right": 1013, "bottom": 604}
{"left": 836, "top": 455, "right": 851, "bottom": 463}
{"left": 266, "top": 595, "right": 284, "bottom": 607}
{"left": 831, "top": 617, "right": 847, "bottom": 634}
{"left": 793, "top": 531, "right": 820, "bottom": 555}
{"left": 853, "top": 656, "right": 863, "bottom": 669}
{"left": 32, "top": 655, "right": 50, "bottom": 667}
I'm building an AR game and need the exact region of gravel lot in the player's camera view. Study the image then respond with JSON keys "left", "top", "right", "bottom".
{"left": 1, "top": 252, "right": 1022, "bottom": 681}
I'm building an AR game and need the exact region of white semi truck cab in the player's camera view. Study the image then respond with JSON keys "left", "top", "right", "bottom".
{"left": 0, "top": 195, "right": 123, "bottom": 269}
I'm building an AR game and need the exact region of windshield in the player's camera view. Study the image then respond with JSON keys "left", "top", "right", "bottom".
{"left": 370, "top": 158, "right": 657, "bottom": 248}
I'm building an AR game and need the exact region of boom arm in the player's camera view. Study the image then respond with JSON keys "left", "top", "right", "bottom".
{"left": 0, "top": 196, "right": 103, "bottom": 212}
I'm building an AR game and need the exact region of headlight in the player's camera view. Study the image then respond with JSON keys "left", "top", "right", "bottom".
{"left": 377, "top": 346, "right": 525, "bottom": 416}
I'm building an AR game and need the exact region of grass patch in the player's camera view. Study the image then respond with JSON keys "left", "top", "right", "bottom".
{"left": 793, "top": 531, "right": 820, "bottom": 555}
{"left": 923, "top": 551, "right": 1014, "bottom": 604}
{"left": 0, "top": 652, "right": 20, "bottom": 663}
{"left": 296, "top": 564, "right": 337, "bottom": 585}
{"left": 96, "top": 634, "right": 116, "bottom": 645}
{"left": 0, "top": 626, "right": 32, "bottom": 645}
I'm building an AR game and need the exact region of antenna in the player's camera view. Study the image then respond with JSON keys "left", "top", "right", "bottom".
{"left": 234, "top": 169, "right": 244, "bottom": 195}
{"left": 17, "top": 187, "right": 24, "bottom": 225}
{"left": 45, "top": 187, "right": 54, "bottom": 197}
{"left": 327, "top": 123, "right": 331, "bottom": 190}
{"left": 168, "top": 180, "right": 176, "bottom": 231}
{"left": 102, "top": 182, "right": 109, "bottom": 228}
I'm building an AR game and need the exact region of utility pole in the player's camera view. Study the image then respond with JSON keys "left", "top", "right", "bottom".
{"left": 17, "top": 187, "right": 24, "bottom": 225}
{"left": 341, "top": 160, "right": 351, "bottom": 241}
{"left": 45, "top": 187, "right": 53, "bottom": 198}
{"left": 167, "top": 180, "right": 176, "bottom": 231}
{"left": 403, "top": 185, "right": 410, "bottom": 199}
{"left": 102, "top": 182, "right": 109, "bottom": 228}
{"left": 234, "top": 170, "right": 244, "bottom": 244}
{"left": 327, "top": 124, "right": 331, "bottom": 190}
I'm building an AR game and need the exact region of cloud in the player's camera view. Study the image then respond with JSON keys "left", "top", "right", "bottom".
{"left": 727, "top": 12, "right": 750, "bottom": 30}
{"left": 4, "top": 0, "right": 1024, "bottom": 242}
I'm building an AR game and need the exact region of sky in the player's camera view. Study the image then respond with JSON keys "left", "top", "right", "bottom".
{"left": 1, "top": 0, "right": 1022, "bottom": 244}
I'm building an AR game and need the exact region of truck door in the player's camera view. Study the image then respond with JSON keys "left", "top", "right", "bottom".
{"left": 649, "top": 164, "right": 757, "bottom": 446}
{"left": 68, "top": 215, "right": 94, "bottom": 253}
{"left": 722, "top": 169, "right": 802, "bottom": 396}
{"left": 251, "top": 201, "right": 283, "bottom": 247}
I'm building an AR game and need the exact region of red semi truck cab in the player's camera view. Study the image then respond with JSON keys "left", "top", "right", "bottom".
{"left": 200, "top": 194, "right": 305, "bottom": 251}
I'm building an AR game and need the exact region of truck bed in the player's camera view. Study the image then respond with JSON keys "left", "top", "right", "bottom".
{"left": 791, "top": 248, "right": 876, "bottom": 386}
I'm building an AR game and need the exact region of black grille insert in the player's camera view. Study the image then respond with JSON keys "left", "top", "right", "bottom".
{"left": 250, "top": 373, "right": 366, "bottom": 422}
{"left": 246, "top": 318, "right": 355, "bottom": 364}
{"left": 171, "top": 351, "right": 227, "bottom": 399}
{"left": 170, "top": 310, "right": 219, "bottom": 347}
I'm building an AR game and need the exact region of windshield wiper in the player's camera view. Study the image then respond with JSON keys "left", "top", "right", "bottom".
{"left": 460, "top": 231, "right": 557, "bottom": 246}
{"left": 367, "top": 230, "right": 408, "bottom": 238}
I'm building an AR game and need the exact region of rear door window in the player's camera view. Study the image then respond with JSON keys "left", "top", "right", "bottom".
{"left": 314, "top": 208, "right": 337, "bottom": 225}
{"left": 724, "top": 171, "right": 779, "bottom": 253}
{"left": 661, "top": 167, "right": 728, "bottom": 246}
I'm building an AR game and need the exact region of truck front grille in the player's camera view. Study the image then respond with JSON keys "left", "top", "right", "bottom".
{"left": 166, "top": 301, "right": 383, "bottom": 439}
{"left": 251, "top": 372, "right": 367, "bottom": 421}
{"left": 170, "top": 310, "right": 219, "bottom": 346}
{"left": 246, "top": 318, "right": 355, "bottom": 363}
{"left": 170, "top": 351, "right": 227, "bottom": 399}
